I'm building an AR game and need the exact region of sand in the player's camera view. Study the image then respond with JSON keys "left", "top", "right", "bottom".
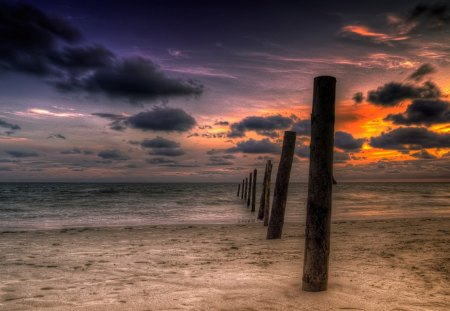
{"left": 0, "top": 217, "right": 449, "bottom": 311}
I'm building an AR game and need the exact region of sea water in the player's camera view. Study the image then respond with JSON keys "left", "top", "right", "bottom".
{"left": 0, "top": 182, "right": 449, "bottom": 230}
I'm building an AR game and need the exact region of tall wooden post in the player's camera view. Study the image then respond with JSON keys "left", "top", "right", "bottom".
{"left": 267, "top": 131, "right": 296, "bottom": 239}
{"left": 237, "top": 184, "right": 240, "bottom": 197}
{"left": 302, "top": 76, "right": 336, "bottom": 292}
{"left": 263, "top": 160, "right": 272, "bottom": 226}
{"left": 247, "top": 172, "right": 252, "bottom": 207}
{"left": 244, "top": 178, "right": 248, "bottom": 200}
{"left": 241, "top": 179, "right": 245, "bottom": 199}
{"left": 258, "top": 162, "right": 268, "bottom": 220}
{"left": 251, "top": 169, "right": 257, "bottom": 212}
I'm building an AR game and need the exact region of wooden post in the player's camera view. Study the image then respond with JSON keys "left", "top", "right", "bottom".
{"left": 251, "top": 169, "right": 257, "bottom": 212}
{"left": 241, "top": 179, "right": 245, "bottom": 199}
{"left": 244, "top": 178, "right": 248, "bottom": 201}
{"left": 263, "top": 160, "right": 272, "bottom": 226}
{"left": 247, "top": 172, "right": 252, "bottom": 207}
{"left": 237, "top": 183, "right": 240, "bottom": 197}
{"left": 302, "top": 76, "right": 336, "bottom": 292}
{"left": 267, "top": 131, "right": 296, "bottom": 239}
{"left": 257, "top": 162, "right": 268, "bottom": 220}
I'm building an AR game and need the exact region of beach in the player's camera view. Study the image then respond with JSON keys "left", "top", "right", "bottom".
{"left": 1, "top": 217, "right": 449, "bottom": 311}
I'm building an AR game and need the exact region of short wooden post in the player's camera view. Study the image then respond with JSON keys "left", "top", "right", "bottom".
{"left": 241, "top": 179, "right": 245, "bottom": 199}
{"left": 251, "top": 169, "right": 257, "bottom": 212}
{"left": 302, "top": 76, "right": 336, "bottom": 292}
{"left": 237, "top": 183, "right": 240, "bottom": 197}
{"left": 263, "top": 161, "right": 272, "bottom": 226}
{"left": 247, "top": 172, "right": 252, "bottom": 207}
{"left": 257, "top": 162, "right": 268, "bottom": 220}
{"left": 267, "top": 131, "right": 296, "bottom": 239}
{"left": 244, "top": 178, "right": 248, "bottom": 200}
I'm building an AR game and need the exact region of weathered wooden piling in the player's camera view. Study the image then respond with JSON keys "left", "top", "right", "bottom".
{"left": 237, "top": 183, "right": 240, "bottom": 197}
{"left": 302, "top": 76, "right": 336, "bottom": 292}
{"left": 244, "top": 177, "right": 248, "bottom": 200}
{"left": 247, "top": 172, "right": 252, "bottom": 207}
{"left": 251, "top": 169, "right": 257, "bottom": 212}
{"left": 267, "top": 131, "right": 296, "bottom": 239}
{"left": 257, "top": 162, "right": 268, "bottom": 220}
{"left": 263, "top": 160, "right": 272, "bottom": 226}
{"left": 241, "top": 179, "right": 245, "bottom": 199}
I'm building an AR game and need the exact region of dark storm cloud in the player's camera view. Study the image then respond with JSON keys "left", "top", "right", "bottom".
{"left": 367, "top": 81, "right": 441, "bottom": 107}
{"left": 407, "top": 3, "right": 450, "bottom": 26}
{"left": 352, "top": 92, "right": 364, "bottom": 104}
{"left": 0, "top": 2, "right": 81, "bottom": 76}
{"left": 128, "top": 107, "right": 197, "bottom": 132}
{"left": 0, "top": 119, "right": 21, "bottom": 131}
{"left": 369, "top": 127, "right": 450, "bottom": 150}
{"left": 384, "top": 99, "right": 450, "bottom": 126}
{"left": 97, "top": 149, "right": 129, "bottom": 160}
{"left": 407, "top": 64, "right": 436, "bottom": 82}
{"left": 55, "top": 58, "right": 203, "bottom": 102}
{"left": 226, "top": 138, "right": 281, "bottom": 154}
{"left": 291, "top": 119, "right": 311, "bottom": 136}
{"left": 48, "top": 45, "right": 115, "bottom": 72}
{"left": 139, "top": 137, "right": 180, "bottom": 149}
{"left": 335, "top": 131, "right": 365, "bottom": 151}
{"left": 228, "top": 115, "right": 293, "bottom": 138}
{"left": 92, "top": 107, "right": 197, "bottom": 132}
{"left": 5, "top": 150, "right": 39, "bottom": 158}
{"left": 410, "top": 149, "right": 437, "bottom": 159}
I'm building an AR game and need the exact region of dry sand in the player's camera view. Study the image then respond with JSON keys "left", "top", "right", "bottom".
{"left": 0, "top": 217, "right": 449, "bottom": 311}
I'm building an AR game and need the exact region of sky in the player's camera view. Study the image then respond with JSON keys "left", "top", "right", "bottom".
{"left": 0, "top": 0, "right": 449, "bottom": 182}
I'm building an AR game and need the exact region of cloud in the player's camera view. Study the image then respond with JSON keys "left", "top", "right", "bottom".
{"left": 48, "top": 133, "right": 66, "bottom": 140}
{"left": 214, "top": 121, "right": 229, "bottom": 126}
{"left": 228, "top": 115, "right": 293, "bottom": 138}
{"left": 146, "top": 157, "right": 177, "bottom": 165}
{"left": 128, "top": 107, "right": 197, "bottom": 132}
{"left": 207, "top": 155, "right": 235, "bottom": 166}
{"left": 97, "top": 149, "right": 129, "bottom": 160}
{"left": 227, "top": 138, "right": 281, "bottom": 154}
{"left": 384, "top": 99, "right": 450, "bottom": 126}
{"left": 49, "top": 45, "right": 115, "bottom": 73}
{"left": 367, "top": 81, "right": 441, "bottom": 107}
{"left": 408, "top": 64, "right": 436, "bottom": 82}
{"left": 295, "top": 142, "right": 310, "bottom": 158}
{"left": 0, "top": 119, "right": 21, "bottom": 131}
{"left": 0, "top": 2, "right": 81, "bottom": 76}
{"left": 5, "top": 150, "right": 39, "bottom": 158}
{"left": 55, "top": 57, "right": 203, "bottom": 102}
{"left": 138, "top": 137, "right": 180, "bottom": 149}
{"left": 93, "top": 107, "right": 197, "bottom": 132}
{"left": 291, "top": 119, "right": 310, "bottom": 135}
{"left": 335, "top": 131, "right": 365, "bottom": 151}
{"left": 352, "top": 92, "right": 364, "bottom": 104}
{"left": 334, "top": 151, "right": 350, "bottom": 163}
{"left": 369, "top": 127, "right": 450, "bottom": 150}
{"left": 407, "top": 3, "right": 450, "bottom": 28}
{"left": 410, "top": 149, "right": 437, "bottom": 159}
{"left": 339, "top": 25, "right": 409, "bottom": 44}
{"left": 148, "top": 148, "right": 185, "bottom": 157}
{"left": 61, "top": 148, "right": 93, "bottom": 155}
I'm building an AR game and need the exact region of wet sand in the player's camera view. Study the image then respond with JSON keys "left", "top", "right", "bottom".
{"left": 0, "top": 217, "right": 449, "bottom": 310}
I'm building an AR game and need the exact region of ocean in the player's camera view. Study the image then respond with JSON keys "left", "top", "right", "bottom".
{"left": 0, "top": 182, "right": 449, "bottom": 231}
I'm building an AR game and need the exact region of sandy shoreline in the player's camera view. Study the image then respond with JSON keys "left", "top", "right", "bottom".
{"left": 1, "top": 217, "right": 449, "bottom": 310}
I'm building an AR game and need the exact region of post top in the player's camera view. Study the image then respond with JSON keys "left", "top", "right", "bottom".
{"left": 314, "top": 75, "right": 336, "bottom": 82}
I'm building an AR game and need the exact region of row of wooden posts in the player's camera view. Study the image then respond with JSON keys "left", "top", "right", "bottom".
{"left": 235, "top": 76, "right": 336, "bottom": 292}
